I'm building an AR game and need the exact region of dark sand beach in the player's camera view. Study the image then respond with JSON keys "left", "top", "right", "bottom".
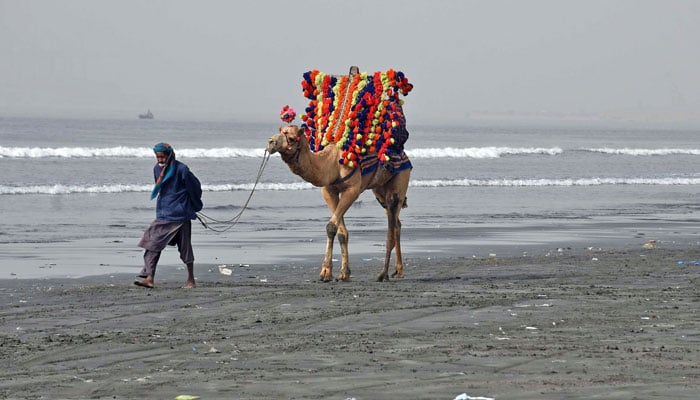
{"left": 1, "top": 234, "right": 698, "bottom": 399}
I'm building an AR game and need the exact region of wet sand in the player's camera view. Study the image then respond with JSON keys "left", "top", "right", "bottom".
{"left": 1, "top": 240, "right": 698, "bottom": 399}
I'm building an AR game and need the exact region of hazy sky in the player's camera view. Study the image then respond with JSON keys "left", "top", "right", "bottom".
{"left": 1, "top": 0, "right": 698, "bottom": 126}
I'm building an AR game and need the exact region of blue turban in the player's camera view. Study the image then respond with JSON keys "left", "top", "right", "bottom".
{"left": 153, "top": 142, "right": 173, "bottom": 154}
{"left": 150, "top": 143, "right": 176, "bottom": 200}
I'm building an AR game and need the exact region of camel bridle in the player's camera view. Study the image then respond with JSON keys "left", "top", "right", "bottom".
{"left": 281, "top": 130, "right": 302, "bottom": 164}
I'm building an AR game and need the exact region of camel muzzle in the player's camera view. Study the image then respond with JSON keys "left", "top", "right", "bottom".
{"left": 267, "top": 136, "right": 281, "bottom": 154}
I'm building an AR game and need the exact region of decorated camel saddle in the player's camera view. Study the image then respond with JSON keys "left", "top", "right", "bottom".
{"left": 280, "top": 66, "right": 414, "bottom": 175}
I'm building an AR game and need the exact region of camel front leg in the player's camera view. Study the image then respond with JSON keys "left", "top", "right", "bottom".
{"left": 333, "top": 188, "right": 361, "bottom": 282}
{"left": 320, "top": 221, "right": 338, "bottom": 281}
{"left": 320, "top": 187, "right": 339, "bottom": 282}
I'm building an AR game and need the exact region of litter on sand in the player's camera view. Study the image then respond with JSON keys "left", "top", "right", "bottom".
{"left": 642, "top": 239, "right": 656, "bottom": 249}
{"left": 218, "top": 265, "right": 233, "bottom": 275}
{"left": 454, "top": 393, "right": 495, "bottom": 400}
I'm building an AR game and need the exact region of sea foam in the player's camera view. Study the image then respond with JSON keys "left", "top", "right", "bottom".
{"left": 405, "top": 147, "right": 562, "bottom": 158}
{"left": 8, "top": 145, "right": 699, "bottom": 159}
{"left": 0, "top": 146, "right": 562, "bottom": 159}
{"left": 0, "top": 146, "right": 266, "bottom": 158}
{"left": 411, "top": 177, "right": 700, "bottom": 187}
{"left": 585, "top": 148, "right": 700, "bottom": 156}
{"left": 3, "top": 177, "right": 698, "bottom": 195}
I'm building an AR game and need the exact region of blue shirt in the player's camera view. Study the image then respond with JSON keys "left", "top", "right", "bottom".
{"left": 153, "top": 160, "right": 202, "bottom": 221}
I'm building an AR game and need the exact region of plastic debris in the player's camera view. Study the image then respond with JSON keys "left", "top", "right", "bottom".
{"left": 642, "top": 240, "right": 656, "bottom": 249}
{"left": 218, "top": 265, "right": 232, "bottom": 276}
{"left": 454, "top": 393, "right": 495, "bottom": 400}
{"left": 175, "top": 396, "right": 200, "bottom": 400}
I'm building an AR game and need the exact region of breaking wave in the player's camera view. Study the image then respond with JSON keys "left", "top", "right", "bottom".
{"left": 406, "top": 147, "right": 562, "bottom": 158}
{"left": 0, "top": 146, "right": 562, "bottom": 159}
{"left": 3, "top": 177, "right": 699, "bottom": 195}
{"left": 6, "top": 145, "right": 700, "bottom": 159}
{"left": 411, "top": 177, "right": 700, "bottom": 187}
{"left": 584, "top": 148, "right": 700, "bottom": 156}
{"left": 0, "top": 146, "right": 266, "bottom": 158}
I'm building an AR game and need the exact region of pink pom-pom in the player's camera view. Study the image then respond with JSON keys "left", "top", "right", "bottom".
{"left": 280, "top": 105, "right": 296, "bottom": 123}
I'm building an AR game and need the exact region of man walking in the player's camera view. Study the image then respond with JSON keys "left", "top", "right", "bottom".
{"left": 134, "top": 142, "right": 203, "bottom": 289}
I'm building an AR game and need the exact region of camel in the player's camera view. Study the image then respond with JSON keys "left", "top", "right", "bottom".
{"left": 266, "top": 124, "right": 411, "bottom": 282}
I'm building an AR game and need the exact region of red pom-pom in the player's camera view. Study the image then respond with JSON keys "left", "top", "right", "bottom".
{"left": 280, "top": 105, "right": 296, "bottom": 123}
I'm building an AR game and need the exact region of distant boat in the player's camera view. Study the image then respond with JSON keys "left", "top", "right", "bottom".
{"left": 138, "top": 110, "right": 154, "bottom": 119}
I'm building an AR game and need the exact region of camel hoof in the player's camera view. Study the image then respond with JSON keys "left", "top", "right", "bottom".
{"left": 320, "top": 263, "right": 333, "bottom": 282}
{"left": 335, "top": 275, "right": 352, "bottom": 282}
{"left": 376, "top": 273, "right": 390, "bottom": 282}
{"left": 391, "top": 271, "right": 404, "bottom": 279}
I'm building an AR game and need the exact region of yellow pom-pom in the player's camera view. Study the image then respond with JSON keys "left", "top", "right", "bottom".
{"left": 348, "top": 160, "right": 354, "bottom": 168}
{"left": 391, "top": 121, "right": 397, "bottom": 128}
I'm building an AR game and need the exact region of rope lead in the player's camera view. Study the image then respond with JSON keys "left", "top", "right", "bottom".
{"left": 195, "top": 149, "right": 271, "bottom": 233}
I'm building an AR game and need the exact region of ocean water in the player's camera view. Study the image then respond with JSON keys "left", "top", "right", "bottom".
{"left": 2, "top": 117, "right": 700, "bottom": 278}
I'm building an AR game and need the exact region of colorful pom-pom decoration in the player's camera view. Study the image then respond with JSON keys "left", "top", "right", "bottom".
{"left": 291, "top": 68, "right": 413, "bottom": 167}
{"left": 280, "top": 105, "right": 296, "bottom": 123}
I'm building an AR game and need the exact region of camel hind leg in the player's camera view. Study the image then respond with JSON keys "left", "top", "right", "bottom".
{"left": 375, "top": 169, "right": 410, "bottom": 282}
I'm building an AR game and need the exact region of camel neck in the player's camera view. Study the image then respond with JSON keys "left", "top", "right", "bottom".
{"left": 284, "top": 143, "right": 342, "bottom": 187}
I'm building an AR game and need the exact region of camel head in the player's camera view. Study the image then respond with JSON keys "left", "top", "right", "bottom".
{"left": 267, "top": 125, "right": 307, "bottom": 156}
